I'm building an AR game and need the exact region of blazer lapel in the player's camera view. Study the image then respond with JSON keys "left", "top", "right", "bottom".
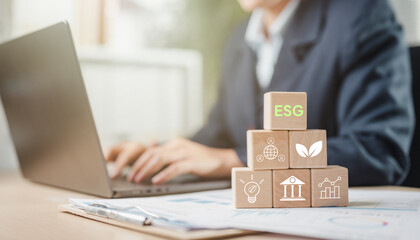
{"left": 269, "top": 0, "right": 327, "bottom": 91}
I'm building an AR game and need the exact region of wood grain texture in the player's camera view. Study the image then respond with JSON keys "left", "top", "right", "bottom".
{"left": 272, "top": 169, "right": 311, "bottom": 208}
{"left": 263, "top": 92, "right": 307, "bottom": 130}
{"left": 247, "top": 130, "right": 289, "bottom": 170}
{"left": 232, "top": 168, "right": 273, "bottom": 208}
{"left": 289, "top": 130, "right": 327, "bottom": 168}
{"left": 311, "top": 166, "right": 349, "bottom": 207}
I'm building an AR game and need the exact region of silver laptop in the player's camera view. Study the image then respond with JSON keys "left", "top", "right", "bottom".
{"left": 0, "top": 21, "right": 230, "bottom": 198}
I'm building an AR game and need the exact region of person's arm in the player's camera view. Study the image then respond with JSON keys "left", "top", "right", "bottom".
{"left": 328, "top": 1, "right": 415, "bottom": 186}
{"left": 190, "top": 80, "right": 248, "bottom": 167}
{"left": 190, "top": 81, "right": 233, "bottom": 148}
{"left": 190, "top": 22, "right": 249, "bottom": 166}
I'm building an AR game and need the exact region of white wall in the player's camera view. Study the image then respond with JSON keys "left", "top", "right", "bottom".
{"left": 391, "top": 0, "right": 420, "bottom": 46}
{"left": 0, "top": 100, "right": 18, "bottom": 171}
{"left": 10, "top": 0, "right": 77, "bottom": 38}
{"left": 0, "top": 0, "right": 11, "bottom": 42}
{"left": 0, "top": 0, "right": 18, "bottom": 172}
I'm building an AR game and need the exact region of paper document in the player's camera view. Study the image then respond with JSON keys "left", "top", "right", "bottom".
{"left": 69, "top": 189, "right": 420, "bottom": 240}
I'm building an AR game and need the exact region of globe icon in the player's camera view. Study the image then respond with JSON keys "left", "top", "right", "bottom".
{"left": 263, "top": 145, "right": 278, "bottom": 160}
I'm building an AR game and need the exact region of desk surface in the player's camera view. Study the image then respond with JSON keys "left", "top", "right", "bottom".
{"left": 1, "top": 172, "right": 419, "bottom": 240}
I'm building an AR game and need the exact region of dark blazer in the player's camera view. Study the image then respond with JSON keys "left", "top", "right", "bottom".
{"left": 191, "top": 0, "right": 415, "bottom": 186}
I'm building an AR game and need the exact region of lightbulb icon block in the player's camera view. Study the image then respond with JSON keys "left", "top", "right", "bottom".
{"left": 232, "top": 167, "right": 273, "bottom": 208}
{"left": 272, "top": 169, "right": 311, "bottom": 208}
{"left": 264, "top": 92, "right": 307, "bottom": 130}
{"left": 247, "top": 130, "right": 289, "bottom": 170}
{"left": 289, "top": 130, "right": 327, "bottom": 169}
{"left": 311, "top": 166, "right": 348, "bottom": 207}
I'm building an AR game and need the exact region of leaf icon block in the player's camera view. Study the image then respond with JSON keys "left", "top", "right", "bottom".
{"left": 308, "top": 141, "right": 322, "bottom": 157}
{"left": 289, "top": 130, "right": 327, "bottom": 169}
{"left": 296, "top": 143, "right": 309, "bottom": 157}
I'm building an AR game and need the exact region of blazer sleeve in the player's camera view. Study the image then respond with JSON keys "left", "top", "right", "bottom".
{"left": 189, "top": 85, "right": 247, "bottom": 166}
{"left": 328, "top": 1, "right": 415, "bottom": 186}
{"left": 190, "top": 76, "right": 233, "bottom": 149}
{"left": 190, "top": 23, "right": 249, "bottom": 165}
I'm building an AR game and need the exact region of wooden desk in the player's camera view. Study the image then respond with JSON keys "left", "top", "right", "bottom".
{"left": 0, "top": 172, "right": 419, "bottom": 240}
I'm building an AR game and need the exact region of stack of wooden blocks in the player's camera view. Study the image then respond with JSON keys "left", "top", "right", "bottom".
{"left": 232, "top": 92, "right": 349, "bottom": 208}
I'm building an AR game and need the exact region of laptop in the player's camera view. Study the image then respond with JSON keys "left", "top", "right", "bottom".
{"left": 0, "top": 21, "right": 230, "bottom": 198}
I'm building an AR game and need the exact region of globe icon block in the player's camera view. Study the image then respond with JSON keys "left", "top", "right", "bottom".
{"left": 247, "top": 130, "right": 289, "bottom": 169}
{"left": 263, "top": 145, "right": 278, "bottom": 160}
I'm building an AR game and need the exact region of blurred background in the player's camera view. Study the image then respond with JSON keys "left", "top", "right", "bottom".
{"left": 0, "top": 0, "right": 419, "bottom": 172}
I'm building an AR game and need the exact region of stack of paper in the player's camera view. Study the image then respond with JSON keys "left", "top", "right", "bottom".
{"left": 68, "top": 189, "right": 420, "bottom": 240}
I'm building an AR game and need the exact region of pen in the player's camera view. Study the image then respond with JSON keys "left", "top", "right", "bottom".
{"left": 84, "top": 205, "right": 152, "bottom": 225}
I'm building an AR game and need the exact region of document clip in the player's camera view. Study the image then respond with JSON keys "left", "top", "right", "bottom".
{"left": 84, "top": 202, "right": 168, "bottom": 226}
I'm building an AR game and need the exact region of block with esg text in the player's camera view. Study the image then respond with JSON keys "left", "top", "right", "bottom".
{"left": 247, "top": 130, "right": 289, "bottom": 170}
{"left": 289, "top": 130, "right": 327, "bottom": 168}
{"left": 264, "top": 92, "right": 307, "bottom": 130}
{"left": 311, "top": 166, "right": 348, "bottom": 207}
{"left": 272, "top": 169, "right": 311, "bottom": 208}
{"left": 232, "top": 168, "right": 272, "bottom": 208}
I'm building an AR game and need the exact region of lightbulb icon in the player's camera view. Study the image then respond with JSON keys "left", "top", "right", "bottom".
{"left": 240, "top": 174, "right": 264, "bottom": 203}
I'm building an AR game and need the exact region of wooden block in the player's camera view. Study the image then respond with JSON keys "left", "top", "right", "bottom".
{"left": 311, "top": 166, "right": 348, "bottom": 207}
{"left": 263, "top": 92, "right": 307, "bottom": 130}
{"left": 247, "top": 130, "right": 289, "bottom": 170}
{"left": 232, "top": 168, "right": 272, "bottom": 208}
{"left": 289, "top": 130, "right": 327, "bottom": 168}
{"left": 272, "top": 169, "right": 311, "bottom": 208}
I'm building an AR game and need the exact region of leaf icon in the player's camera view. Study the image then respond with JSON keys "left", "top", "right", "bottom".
{"left": 308, "top": 141, "right": 322, "bottom": 157}
{"left": 296, "top": 144, "right": 309, "bottom": 157}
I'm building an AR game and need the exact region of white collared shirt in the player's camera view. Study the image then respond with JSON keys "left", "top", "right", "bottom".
{"left": 245, "top": 0, "right": 301, "bottom": 89}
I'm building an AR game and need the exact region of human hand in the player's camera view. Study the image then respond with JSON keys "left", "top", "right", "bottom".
{"left": 126, "top": 138, "right": 244, "bottom": 184}
{"left": 104, "top": 141, "right": 156, "bottom": 179}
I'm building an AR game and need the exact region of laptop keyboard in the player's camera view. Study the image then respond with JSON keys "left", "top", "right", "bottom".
{"left": 112, "top": 178, "right": 152, "bottom": 187}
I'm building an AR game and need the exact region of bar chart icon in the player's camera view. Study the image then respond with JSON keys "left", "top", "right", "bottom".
{"left": 318, "top": 176, "right": 342, "bottom": 200}
{"left": 320, "top": 186, "right": 340, "bottom": 199}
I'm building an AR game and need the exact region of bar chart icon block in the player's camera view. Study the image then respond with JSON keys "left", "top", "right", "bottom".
{"left": 247, "top": 130, "right": 289, "bottom": 169}
{"left": 272, "top": 169, "right": 311, "bottom": 208}
{"left": 311, "top": 166, "right": 348, "bottom": 207}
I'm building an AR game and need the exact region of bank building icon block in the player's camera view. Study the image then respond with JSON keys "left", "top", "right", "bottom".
{"left": 272, "top": 169, "right": 311, "bottom": 208}
{"left": 232, "top": 167, "right": 273, "bottom": 208}
{"left": 247, "top": 130, "right": 289, "bottom": 170}
{"left": 289, "top": 130, "right": 327, "bottom": 169}
{"left": 263, "top": 92, "right": 307, "bottom": 130}
{"left": 311, "top": 166, "right": 348, "bottom": 207}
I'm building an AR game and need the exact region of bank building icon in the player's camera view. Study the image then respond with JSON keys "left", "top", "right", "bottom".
{"left": 280, "top": 176, "right": 306, "bottom": 201}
